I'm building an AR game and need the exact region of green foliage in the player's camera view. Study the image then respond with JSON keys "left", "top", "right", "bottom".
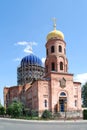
{"left": 29, "top": 110, "right": 38, "bottom": 117}
{"left": 83, "top": 110, "right": 87, "bottom": 119}
{"left": 23, "top": 108, "right": 29, "bottom": 116}
{"left": 42, "top": 110, "right": 52, "bottom": 119}
{"left": 23, "top": 109, "right": 38, "bottom": 117}
{"left": 6, "top": 101, "right": 38, "bottom": 118}
{"left": 6, "top": 105, "right": 13, "bottom": 116}
{"left": 6, "top": 101, "right": 23, "bottom": 117}
{"left": 0, "top": 105, "right": 5, "bottom": 115}
{"left": 82, "top": 82, "right": 87, "bottom": 107}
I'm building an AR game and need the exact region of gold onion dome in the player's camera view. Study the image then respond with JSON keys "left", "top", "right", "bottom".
{"left": 47, "top": 29, "right": 64, "bottom": 41}
{"left": 46, "top": 18, "right": 64, "bottom": 41}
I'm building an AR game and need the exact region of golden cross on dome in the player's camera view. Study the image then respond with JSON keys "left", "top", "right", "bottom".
{"left": 52, "top": 17, "right": 56, "bottom": 30}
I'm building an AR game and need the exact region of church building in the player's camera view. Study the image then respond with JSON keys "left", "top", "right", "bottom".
{"left": 4, "top": 22, "right": 82, "bottom": 117}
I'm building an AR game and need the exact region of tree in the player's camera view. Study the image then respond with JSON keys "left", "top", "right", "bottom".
{"left": 0, "top": 104, "right": 5, "bottom": 115}
{"left": 6, "top": 101, "right": 23, "bottom": 117}
{"left": 82, "top": 82, "right": 87, "bottom": 107}
{"left": 83, "top": 109, "right": 87, "bottom": 119}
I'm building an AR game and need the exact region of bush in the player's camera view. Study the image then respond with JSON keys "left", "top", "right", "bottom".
{"left": 6, "top": 101, "right": 23, "bottom": 117}
{"left": 42, "top": 110, "right": 52, "bottom": 119}
{"left": 83, "top": 109, "right": 87, "bottom": 120}
{"left": 6, "top": 106, "right": 12, "bottom": 116}
{"left": 21, "top": 108, "right": 38, "bottom": 118}
{"left": 23, "top": 108, "right": 29, "bottom": 116}
{"left": 0, "top": 106, "right": 5, "bottom": 115}
{"left": 28, "top": 109, "right": 38, "bottom": 117}
{"left": 31, "top": 110, "right": 38, "bottom": 117}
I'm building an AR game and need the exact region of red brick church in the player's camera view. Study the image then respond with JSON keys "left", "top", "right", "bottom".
{"left": 4, "top": 22, "right": 82, "bottom": 117}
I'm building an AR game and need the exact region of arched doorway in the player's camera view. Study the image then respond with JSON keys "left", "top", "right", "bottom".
{"left": 59, "top": 92, "right": 67, "bottom": 112}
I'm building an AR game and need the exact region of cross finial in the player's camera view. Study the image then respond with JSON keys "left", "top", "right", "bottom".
{"left": 52, "top": 18, "right": 56, "bottom": 30}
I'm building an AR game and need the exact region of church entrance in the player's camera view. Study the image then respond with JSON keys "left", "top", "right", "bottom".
{"left": 58, "top": 92, "right": 67, "bottom": 112}
{"left": 59, "top": 97, "right": 67, "bottom": 112}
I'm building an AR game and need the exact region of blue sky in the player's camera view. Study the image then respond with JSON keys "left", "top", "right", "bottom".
{"left": 0, "top": 0, "right": 87, "bottom": 104}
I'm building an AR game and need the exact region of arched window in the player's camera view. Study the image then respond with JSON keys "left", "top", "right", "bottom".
{"left": 51, "top": 46, "right": 55, "bottom": 53}
{"left": 60, "top": 92, "right": 66, "bottom": 96}
{"left": 59, "top": 45, "right": 62, "bottom": 52}
{"left": 44, "top": 100, "right": 47, "bottom": 107}
{"left": 75, "top": 100, "right": 77, "bottom": 107}
{"left": 51, "top": 62, "right": 55, "bottom": 71}
{"left": 60, "top": 62, "right": 63, "bottom": 70}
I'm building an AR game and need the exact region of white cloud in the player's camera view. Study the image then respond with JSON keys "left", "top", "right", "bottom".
{"left": 24, "top": 45, "right": 33, "bottom": 54}
{"left": 15, "top": 41, "right": 37, "bottom": 46}
{"left": 74, "top": 73, "right": 87, "bottom": 85}
{"left": 15, "top": 41, "right": 37, "bottom": 54}
{"left": 41, "top": 57, "right": 46, "bottom": 66}
{"left": 15, "top": 41, "right": 29, "bottom": 46}
{"left": 13, "top": 58, "right": 21, "bottom": 62}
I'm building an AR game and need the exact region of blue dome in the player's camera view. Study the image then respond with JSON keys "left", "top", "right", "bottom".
{"left": 21, "top": 54, "right": 42, "bottom": 66}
